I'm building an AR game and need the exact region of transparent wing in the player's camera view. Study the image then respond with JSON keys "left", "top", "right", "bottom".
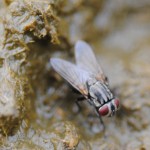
{"left": 50, "top": 58, "right": 91, "bottom": 96}
{"left": 75, "top": 40, "right": 106, "bottom": 82}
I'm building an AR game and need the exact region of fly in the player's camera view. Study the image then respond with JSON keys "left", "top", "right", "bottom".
{"left": 50, "top": 40, "right": 120, "bottom": 129}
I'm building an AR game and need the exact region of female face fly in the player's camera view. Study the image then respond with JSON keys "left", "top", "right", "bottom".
{"left": 50, "top": 40, "right": 120, "bottom": 128}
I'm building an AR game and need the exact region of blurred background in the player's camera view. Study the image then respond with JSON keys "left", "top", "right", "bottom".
{"left": 0, "top": 0, "right": 150, "bottom": 149}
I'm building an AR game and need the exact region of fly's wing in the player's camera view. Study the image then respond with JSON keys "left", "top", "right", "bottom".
{"left": 75, "top": 40, "right": 106, "bottom": 82}
{"left": 50, "top": 58, "right": 90, "bottom": 96}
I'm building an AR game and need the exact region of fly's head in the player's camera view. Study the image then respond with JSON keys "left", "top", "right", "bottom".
{"left": 98, "top": 98, "right": 120, "bottom": 117}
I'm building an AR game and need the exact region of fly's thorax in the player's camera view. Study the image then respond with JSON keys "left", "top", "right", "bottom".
{"left": 87, "top": 77, "right": 97, "bottom": 86}
{"left": 88, "top": 81, "right": 113, "bottom": 106}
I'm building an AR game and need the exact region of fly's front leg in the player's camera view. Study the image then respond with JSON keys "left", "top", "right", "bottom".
{"left": 95, "top": 109, "right": 105, "bottom": 132}
{"left": 87, "top": 99, "right": 105, "bottom": 132}
{"left": 75, "top": 96, "right": 86, "bottom": 113}
{"left": 98, "top": 115, "right": 105, "bottom": 132}
{"left": 87, "top": 97, "right": 106, "bottom": 133}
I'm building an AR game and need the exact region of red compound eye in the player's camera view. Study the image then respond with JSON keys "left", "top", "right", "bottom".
{"left": 99, "top": 105, "right": 109, "bottom": 116}
{"left": 114, "top": 98, "right": 120, "bottom": 109}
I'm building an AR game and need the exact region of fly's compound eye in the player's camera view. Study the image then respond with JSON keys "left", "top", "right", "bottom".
{"left": 98, "top": 104, "right": 110, "bottom": 116}
{"left": 98, "top": 98, "right": 120, "bottom": 117}
{"left": 113, "top": 98, "right": 120, "bottom": 110}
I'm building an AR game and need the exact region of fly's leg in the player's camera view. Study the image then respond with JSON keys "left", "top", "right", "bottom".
{"left": 88, "top": 113, "right": 105, "bottom": 131}
{"left": 98, "top": 115, "right": 105, "bottom": 132}
{"left": 95, "top": 109, "right": 105, "bottom": 133}
{"left": 75, "top": 96, "right": 86, "bottom": 113}
{"left": 88, "top": 99, "right": 105, "bottom": 133}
